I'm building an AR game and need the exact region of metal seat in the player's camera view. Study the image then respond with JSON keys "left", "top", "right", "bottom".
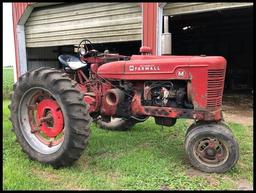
{"left": 58, "top": 55, "right": 87, "bottom": 70}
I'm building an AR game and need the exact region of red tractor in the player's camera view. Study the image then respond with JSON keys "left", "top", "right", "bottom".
{"left": 9, "top": 39, "right": 239, "bottom": 173}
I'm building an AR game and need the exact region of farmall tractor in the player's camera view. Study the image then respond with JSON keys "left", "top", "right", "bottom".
{"left": 9, "top": 39, "right": 239, "bottom": 173}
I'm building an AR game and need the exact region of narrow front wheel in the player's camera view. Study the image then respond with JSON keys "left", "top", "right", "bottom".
{"left": 185, "top": 122, "right": 239, "bottom": 173}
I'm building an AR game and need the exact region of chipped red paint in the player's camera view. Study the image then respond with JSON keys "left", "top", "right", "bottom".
{"left": 97, "top": 54, "right": 226, "bottom": 118}
{"left": 128, "top": 86, "right": 222, "bottom": 121}
{"left": 84, "top": 96, "right": 96, "bottom": 112}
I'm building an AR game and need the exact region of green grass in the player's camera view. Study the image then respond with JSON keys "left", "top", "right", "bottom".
{"left": 3, "top": 67, "right": 14, "bottom": 99}
{"left": 3, "top": 99, "right": 253, "bottom": 190}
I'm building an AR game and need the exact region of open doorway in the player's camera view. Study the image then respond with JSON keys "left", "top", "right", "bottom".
{"left": 26, "top": 40, "right": 141, "bottom": 71}
{"left": 167, "top": 7, "right": 253, "bottom": 92}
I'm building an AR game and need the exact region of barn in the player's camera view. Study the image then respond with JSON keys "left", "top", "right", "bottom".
{"left": 12, "top": 2, "right": 253, "bottom": 92}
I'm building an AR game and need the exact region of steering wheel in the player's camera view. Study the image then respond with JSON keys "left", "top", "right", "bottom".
{"left": 78, "top": 39, "right": 94, "bottom": 57}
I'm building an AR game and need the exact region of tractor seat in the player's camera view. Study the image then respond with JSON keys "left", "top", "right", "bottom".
{"left": 58, "top": 55, "right": 87, "bottom": 70}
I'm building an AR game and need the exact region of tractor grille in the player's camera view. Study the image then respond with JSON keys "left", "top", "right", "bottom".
{"left": 207, "top": 69, "right": 225, "bottom": 108}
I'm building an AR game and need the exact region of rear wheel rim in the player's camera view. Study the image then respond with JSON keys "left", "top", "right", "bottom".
{"left": 19, "top": 87, "right": 65, "bottom": 154}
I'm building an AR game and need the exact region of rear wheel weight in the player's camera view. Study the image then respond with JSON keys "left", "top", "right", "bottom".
{"left": 185, "top": 123, "right": 239, "bottom": 173}
{"left": 10, "top": 67, "right": 91, "bottom": 168}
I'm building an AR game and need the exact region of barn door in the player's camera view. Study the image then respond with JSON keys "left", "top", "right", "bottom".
{"left": 25, "top": 3, "right": 142, "bottom": 47}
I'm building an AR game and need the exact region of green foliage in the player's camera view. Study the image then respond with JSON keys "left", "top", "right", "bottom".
{"left": 3, "top": 68, "right": 14, "bottom": 99}
{"left": 3, "top": 100, "right": 253, "bottom": 190}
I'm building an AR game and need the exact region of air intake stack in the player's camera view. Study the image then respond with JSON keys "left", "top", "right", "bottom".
{"left": 161, "top": 16, "right": 172, "bottom": 55}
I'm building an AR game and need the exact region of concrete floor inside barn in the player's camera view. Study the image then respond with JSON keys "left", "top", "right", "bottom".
{"left": 222, "top": 92, "right": 253, "bottom": 126}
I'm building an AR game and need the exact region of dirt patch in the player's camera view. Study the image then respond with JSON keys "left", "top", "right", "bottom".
{"left": 63, "top": 183, "right": 85, "bottom": 190}
{"left": 106, "top": 171, "right": 121, "bottom": 187}
{"left": 160, "top": 185, "right": 171, "bottom": 190}
{"left": 32, "top": 168, "right": 85, "bottom": 190}
{"left": 32, "top": 168, "right": 61, "bottom": 182}
{"left": 222, "top": 93, "right": 253, "bottom": 126}
{"left": 184, "top": 94, "right": 253, "bottom": 126}
{"left": 186, "top": 167, "right": 253, "bottom": 190}
{"left": 76, "top": 155, "right": 90, "bottom": 170}
{"left": 136, "top": 142, "right": 151, "bottom": 148}
{"left": 185, "top": 167, "right": 219, "bottom": 187}
{"left": 186, "top": 167, "right": 208, "bottom": 177}
{"left": 235, "top": 179, "right": 253, "bottom": 190}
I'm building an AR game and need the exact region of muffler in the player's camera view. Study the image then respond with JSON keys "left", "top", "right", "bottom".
{"left": 105, "top": 88, "right": 125, "bottom": 106}
{"left": 101, "top": 88, "right": 125, "bottom": 116}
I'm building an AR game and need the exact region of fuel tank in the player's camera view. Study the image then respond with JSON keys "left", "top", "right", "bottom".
{"left": 97, "top": 55, "right": 226, "bottom": 80}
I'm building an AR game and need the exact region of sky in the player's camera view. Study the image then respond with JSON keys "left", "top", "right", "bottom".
{"left": 3, "top": 3, "right": 16, "bottom": 67}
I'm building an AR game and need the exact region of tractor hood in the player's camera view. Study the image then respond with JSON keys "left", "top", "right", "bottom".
{"left": 97, "top": 55, "right": 226, "bottom": 80}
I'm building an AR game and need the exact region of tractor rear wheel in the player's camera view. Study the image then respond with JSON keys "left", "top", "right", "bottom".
{"left": 9, "top": 67, "right": 91, "bottom": 168}
{"left": 185, "top": 122, "right": 239, "bottom": 173}
{"left": 96, "top": 117, "right": 137, "bottom": 131}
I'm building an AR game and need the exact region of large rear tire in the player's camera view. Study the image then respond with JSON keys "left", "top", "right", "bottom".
{"left": 9, "top": 67, "right": 92, "bottom": 168}
{"left": 185, "top": 122, "right": 239, "bottom": 173}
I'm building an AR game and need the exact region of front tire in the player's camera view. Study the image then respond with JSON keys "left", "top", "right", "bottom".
{"left": 9, "top": 67, "right": 92, "bottom": 168}
{"left": 185, "top": 122, "right": 239, "bottom": 173}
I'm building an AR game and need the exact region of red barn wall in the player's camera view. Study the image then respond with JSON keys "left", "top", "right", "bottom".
{"left": 12, "top": 2, "right": 32, "bottom": 78}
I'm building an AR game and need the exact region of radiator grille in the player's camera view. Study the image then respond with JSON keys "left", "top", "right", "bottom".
{"left": 207, "top": 69, "right": 225, "bottom": 108}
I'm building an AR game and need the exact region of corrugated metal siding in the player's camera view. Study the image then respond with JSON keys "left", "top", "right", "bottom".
{"left": 25, "top": 3, "right": 142, "bottom": 47}
{"left": 163, "top": 2, "right": 253, "bottom": 16}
